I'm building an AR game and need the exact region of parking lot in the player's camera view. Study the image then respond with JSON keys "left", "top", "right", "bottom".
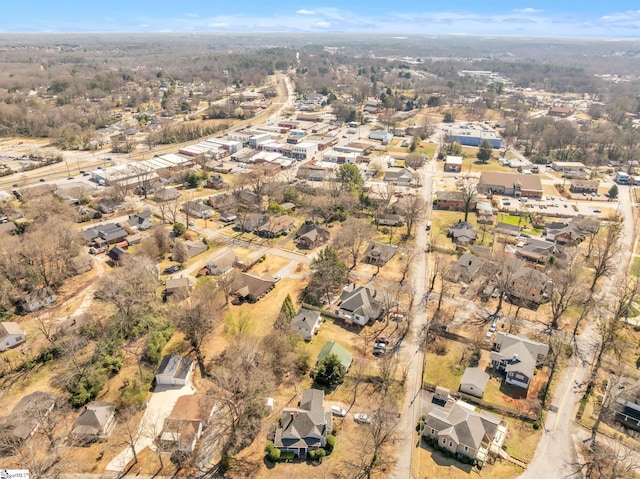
{"left": 499, "top": 194, "right": 617, "bottom": 217}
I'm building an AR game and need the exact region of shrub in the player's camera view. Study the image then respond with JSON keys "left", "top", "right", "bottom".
{"left": 309, "top": 448, "right": 326, "bottom": 462}
{"left": 265, "top": 441, "right": 281, "bottom": 462}
{"left": 68, "top": 369, "right": 107, "bottom": 408}
{"left": 326, "top": 435, "right": 336, "bottom": 454}
{"left": 434, "top": 339, "right": 448, "bottom": 356}
{"left": 173, "top": 222, "right": 186, "bottom": 236}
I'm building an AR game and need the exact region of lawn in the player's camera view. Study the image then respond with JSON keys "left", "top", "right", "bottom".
{"left": 412, "top": 434, "right": 525, "bottom": 479}
{"left": 631, "top": 256, "right": 640, "bottom": 277}
{"left": 503, "top": 418, "right": 543, "bottom": 463}
{"left": 430, "top": 210, "right": 494, "bottom": 250}
{"left": 424, "top": 340, "right": 467, "bottom": 390}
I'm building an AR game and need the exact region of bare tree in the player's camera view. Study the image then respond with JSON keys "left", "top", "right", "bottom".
{"left": 172, "top": 240, "right": 189, "bottom": 266}
{"left": 546, "top": 254, "right": 584, "bottom": 331}
{"left": 492, "top": 255, "right": 523, "bottom": 315}
{"left": 333, "top": 217, "right": 375, "bottom": 269}
{"left": 216, "top": 270, "right": 238, "bottom": 305}
{"left": 398, "top": 195, "right": 427, "bottom": 237}
{"left": 459, "top": 176, "right": 478, "bottom": 222}
{"left": 588, "top": 217, "right": 623, "bottom": 292}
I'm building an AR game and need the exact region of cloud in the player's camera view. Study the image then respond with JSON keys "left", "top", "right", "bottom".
{"left": 207, "top": 22, "right": 229, "bottom": 28}
{"left": 185, "top": 13, "right": 199, "bottom": 18}
{"left": 296, "top": 9, "right": 316, "bottom": 15}
{"left": 315, "top": 21, "right": 331, "bottom": 28}
{"left": 513, "top": 8, "right": 543, "bottom": 14}
{"left": 501, "top": 17, "right": 537, "bottom": 24}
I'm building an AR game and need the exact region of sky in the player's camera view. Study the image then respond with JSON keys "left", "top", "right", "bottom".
{"left": 3, "top": 1, "right": 640, "bottom": 37}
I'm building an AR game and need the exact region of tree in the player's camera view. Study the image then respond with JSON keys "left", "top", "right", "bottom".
{"left": 333, "top": 217, "right": 375, "bottom": 269}
{"left": 172, "top": 240, "right": 189, "bottom": 266}
{"left": 405, "top": 153, "right": 426, "bottom": 169}
{"left": 313, "top": 353, "right": 346, "bottom": 387}
{"left": 174, "top": 279, "right": 220, "bottom": 376}
{"left": 608, "top": 183, "right": 619, "bottom": 199}
{"left": 306, "top": 246, "right": 348, "bottom": 305}
{"left": 173, "top": 222, "right": 186, "bottom": 236}
{"left": 477, "top": 139, "right": 493, "bottom": 163}
{"left": 94, "top": 256, "right": 159, "bottom": 338}
{"left": 337, "top": 163, "right": 364, "bottom": 191}
{"left": 274, "top": 294, "right": 296, "bottom": 331}
{"left": 443, "top": 111, "right": 455, "bottom": 123}
{"left": 459, "top": 177, "right": 478, "bottom": 222}
{"left": 588, "top": 217, "right": 623, "bottom": 292}
{"left": 398, "top": 195, "right": 427, "bottom": 237}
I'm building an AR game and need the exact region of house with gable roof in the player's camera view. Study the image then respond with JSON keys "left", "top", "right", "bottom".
{"left": 423, "top": 400, "right": 507, "bottom": 466}
{"left": 490, "top": 332, "right": 549, "bottom": 391}
{"left": 291, "top": 308, "right": 322, "bottom": 341}
{"left": 363, "top": 241, "right": 398, "bottom": 266}
{"left": 274, "top": 389, "right": 333, "bottom": 459}
{"left": 0, "top": 322, "right": 26, "bottom": 351}
{"left": 338, "top": 283, "right": 395, "bottom": 326}
{"left": 155, "top": 354, "right": 195, "bottom": 387}
{"left": 71, "top": 402, "right": 117, "bottom": 443}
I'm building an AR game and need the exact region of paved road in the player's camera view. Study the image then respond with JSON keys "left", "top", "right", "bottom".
{"left": 390, "top": 147, "right": 438, "bottom": 479}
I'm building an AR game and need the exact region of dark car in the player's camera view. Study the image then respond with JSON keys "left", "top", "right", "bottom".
{"left": 164, "top": 265, "right": 180, "bottom": 274}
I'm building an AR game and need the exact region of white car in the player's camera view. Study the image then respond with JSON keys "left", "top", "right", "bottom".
{"left": 354, "top": 413, "right": 371, "bottom": 424}
{"left": 331, "top": 406, "right": 347, "bottom": 417}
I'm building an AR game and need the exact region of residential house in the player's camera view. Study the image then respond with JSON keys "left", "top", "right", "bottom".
{"left": 165, "top": 277, "right": 192, "bottom": 301}
{"left": 495, "top": 222, "right": 521, "bottom": 237}
{"left": 544, "top": 222, "right": 583, "bottom": 245}
{"left": 547, "top": 106, "right": 574, "bottom": 118}
{"left": 363, "top": 241, "right": 398, "bottom": 266}
{"left": 376, "top": 213, "right": 405, "bottom": 227}
{"left": 507, "top": 264, "right": 551, "bottom": 307}
{"left": 0, "top": 322, "right": 26, "bottom": 351}
{"left": 516, "top": 238, "right": 559, "bottom": 265}
{"left": 571, "top": 215, "right": 600, "bottom": 235}
{"left": 436, "top": 191, "right": 475, "bottom": 212}
{"left": 459, "top": 367, "right": 490, "bottom": 399}
{"left": 234, "top": 213, "right": 267, "bottom": 233}
{"left": 71, "top": 402, "right": 117, "bottom": 443}
{"left": 206, "top": 175, "right": 225, "bottom": 189}
{"left": 550, "top": 161, "right": 586, "bottom": 173}
{"left": 338, "top": 283, "right": 394, "bottom": 326}
{"left": 185, "top": 240, "right": 208, "bottom": 259}
{"left": 204, "top": 251, "right": 238, "bottom": 276}
{"left": 159, "top": 396, "right": 217, "bottom": 453}
{"left": 476, "top": 201, "right": 495, "bottom": 225}
{"left": 490, "top": 332, "right": 548, "bottom": 391}
{"left": 70, "top": 255, "right": 94, "bottom": 275}
{"left": 446, "top": 254, "right": 487, "bottom": 283}
{"left": 97, "top": 197, "right": 122, "bottom": 214}
{"left": 570, "top": 180, "right": 599, "bottom": 194}
{"left": 257, "top": 215, "right": 296, "bottom": 238}
{"left": 21, "top": 287, "right": 57, "bottom": 313}
{"left": 155, "top": 354, "right": 195, "bottom": 387}
{"left": 423, "top": 400, "right": 507, "bottom": 466}
{"left": 613, "top": 386, "right": 640, "bottom": 432}
{"left": 317, "top": 341, "right": 353, "bottom": 371}
{"left": 294, "top": 223, "right": 330, "bottom": 249}
{"left": 107, "top": 246, "right": 128, "bottom": 266}
{"left": 0, "top": 392, "right": 56, "bottom": 444}
{"left": 184, "top": 201, "right": 212, "bottom": 219}
{"left": 274, "top": 389, "right": 332, "bottom": 459}
{"left": 154, "top": 187, "right": 181, "bottom": 202}
{"left": 83, "top": 223, "right": 127, "bottom": 245}
{"left": 448, "top": 221, "right": 477, "bottom": 246}
{"left": 127, "top": 210, "right": 153, "bottom": 231}
{"left": 291, "top": 308, "right": 322, "bottom": 341}
{"left": 233, "top": 272, "right": 276, "bottom": 302}
{"left": 444, "top": 156, "right": 463, "bottom": 173}
{"left": 383, "top": 167, "right": 414, "bottom": 186}
{"left": 478, "top": 172, "right": 543, "bottom": 199}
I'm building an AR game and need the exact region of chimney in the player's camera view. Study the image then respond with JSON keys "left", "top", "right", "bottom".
{"left": 468, "top": 260, "right": 472, "bottom": 266}
{"left": 289, "top": 412, "right": 296, "bottom": 423}
{"left": 512, "top": 353, "right": 518, "bottom": 361}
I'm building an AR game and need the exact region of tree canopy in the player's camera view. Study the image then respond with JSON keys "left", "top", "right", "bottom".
{"left": 477, "top": 139, "right": 493, "bottom": 163}
{"left": 313, "top": 353, "right": 346, "bottom": 387}
{"left": 338, "top": 163, "right": 364, "bottom": 190}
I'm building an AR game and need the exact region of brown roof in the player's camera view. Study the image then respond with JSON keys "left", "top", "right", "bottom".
{"left": 234, "top": 272, "right": 275, "bottom": 299}
{"left": 167, "top": 395, "right": 217, "bottom": 422}
{"left": 479, "top": 172, "right": 542, "bottom": 192}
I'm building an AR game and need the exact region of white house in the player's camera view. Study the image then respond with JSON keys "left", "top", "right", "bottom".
{"left": 291, "top": 142, "right": 318, "bottom": 160}
{"left": 0, "top": 322, "right": 26, "bottom": 351}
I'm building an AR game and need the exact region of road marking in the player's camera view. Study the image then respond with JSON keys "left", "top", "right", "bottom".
{"left": 554, "top": 366, "right": 578, "bottom": 432}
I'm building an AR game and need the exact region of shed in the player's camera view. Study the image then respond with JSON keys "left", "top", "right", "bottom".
{"left": 459, "top": 367, "right": 490, "bottom": 398}
{"left": 155, "top": 354, "right": 195, "bottom": 387}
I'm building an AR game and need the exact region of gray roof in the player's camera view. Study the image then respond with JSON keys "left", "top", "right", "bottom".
{"left": 460, "top": 367, "right": 490, "bottom": 392}
{"left": 157, "top": 354, "right": 194, "bottom": 380}
{"left": 274, "top": 389, "right": 331, "bottom": 450}
{"left": 0, "top": 391, "right": 56, "bottom": 441}
{"left": 291, "top": 309, "right": 321, "bottom": 339}
{"left": 339, "top": 283, "right": 392, "bottom": 320}
{"left": 425, "top": 400, "right": 501, "bottom": 451}
{"left": 72, "top": 402, "right": 115, "bottom": 437}
{"left": 364, "top": 241, "right": 398, "bottom": 264}
{"left": 451, "top": 253, "right": 485, "bottom": 277}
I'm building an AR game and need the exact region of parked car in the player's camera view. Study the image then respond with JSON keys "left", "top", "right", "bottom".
{"left": 373, "top": 344, "right": 386, "bottom": 357}
{"left": 593, "top": 209, "right": 602, "bottom": 214}
{"left": 164, "top": 265, "right": 180, "bottom": 274}
{"left": 354, "top": 413, "right": 371, "bottom": 425}
{"left": 375, "top": 337, "right": 389, "bottom": 346}
{"left": 331, "top": 406, "right": 347, "bottom": 417}
{"left": 274, "top": 275, "right": 282, "bottom": 282}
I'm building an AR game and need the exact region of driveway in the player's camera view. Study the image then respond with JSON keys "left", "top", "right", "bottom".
{"left": 105, "top": 382, "right": 195, "bottom": 472}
